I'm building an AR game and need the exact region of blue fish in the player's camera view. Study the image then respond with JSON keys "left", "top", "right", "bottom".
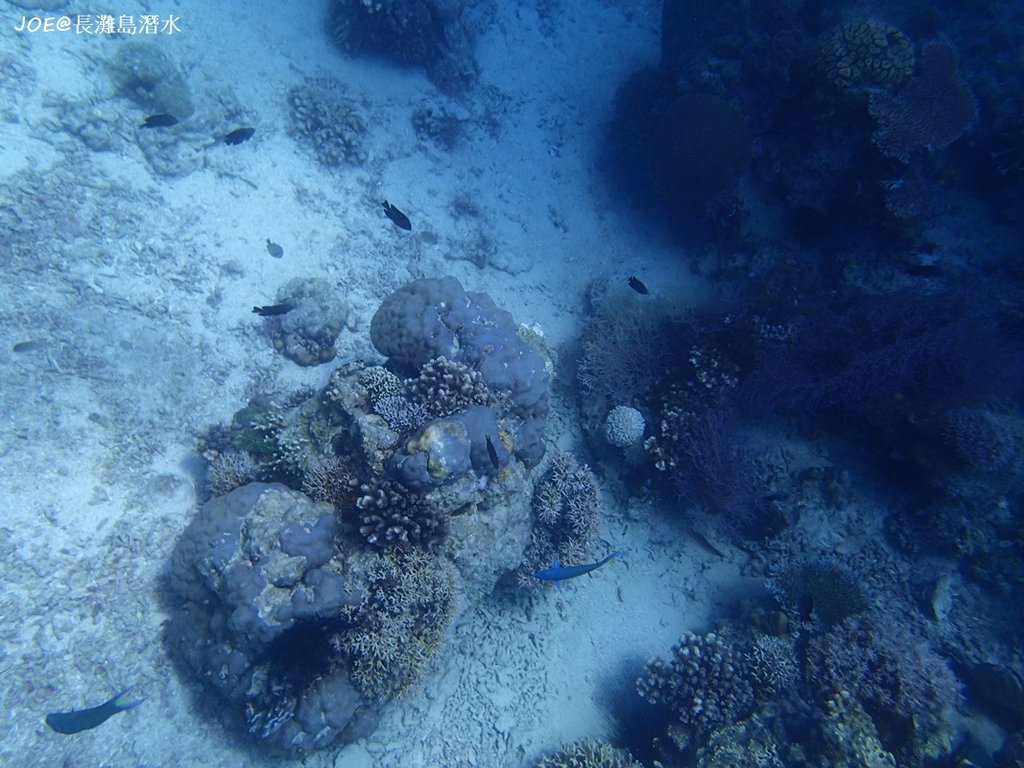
{"left": 45, "top": 690, "right": 145, "bottom": 734}
{"left": 533, "top": 550, "right": 622, "bottom": 586}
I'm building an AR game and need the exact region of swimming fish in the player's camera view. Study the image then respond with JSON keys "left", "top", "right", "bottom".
{"left": 140, "top": 113, "right": 179, "bottom": 128}
{"left": 382, "top": 200, "right": 412, "bottom": 231}
{"left": 533, "top": 550, "right": 622, "bottom": 585}
{"left": 45, "top": 690, "right": 145, "bottom": 734}
{"left": 265, "top": 239, "right": 284, "bottom": 258}
{"left": 485, "top": 434, "right": 500, "bottom": 470}
{"left": 252, "top": 303, "right": 296, "bottom": 317}
{"left": 627, "top": 276, "right": 649, "bottom": 295}
{"left": 12, "top": 339, "right": 45, "bottom": 353}
{"left": 221, "top": 127, "right": 256, "bottom": 145}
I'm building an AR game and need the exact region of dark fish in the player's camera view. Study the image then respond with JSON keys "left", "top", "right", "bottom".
{"left": 485, "top": 434, "right": 500, "bottom": 470}
{"left": 252, "top": 303, "right": 296, "bottom": 317}
{"left": 628, "top": 276, "right": 649, "bottom": 295}
{"left": 45, "top": 690, "right": 145, "bottom": 734}
{"left": 221, "top": 127, "right": 256, "bottom": 145}
{"left": 12, "top": 339, "right": 45, "bottom": 353}
{"left": 140, "top": 113, "right": 179, "bottom": 128}
{"left": 265, "top": 239, "right": 284, "bottom": 258}
{"left": 382, "top": 200, "right": 412, "bottom": 231}
{"left": 902, "top": 263, "right": 942, "bottom": 277}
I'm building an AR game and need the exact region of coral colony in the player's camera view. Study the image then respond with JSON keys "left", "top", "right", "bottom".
{"left": 155, "top": 0, "right": 1024, "bottom": 765}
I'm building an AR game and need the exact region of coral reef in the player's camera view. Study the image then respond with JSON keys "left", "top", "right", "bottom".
{"left": 370, "top": 277, "right": 549, "bottom": 466}
{"left": 514, "top": 453, "right": 601, "bottom": 590}
{"left": 335, "top": 548, "right": 458, "bottom": 701}
{"left": 265, "top": 277, "right": 349, "bottom": 366}
{"left": 637, "top": 631, "right": 758, "bottom": 752}
{"left": 603, "top": 405, "right": 645, "bottom": 448}
{"left": 808, "top": 20, "right": 915, "bottom": 90}
{"left": 406, "top": 356, "right": 498, "bottom": 420}
{"left": 326, "top": 0, "right": 477, "bottom": 92}
{"left": 536, "top": 738, "right": 643, "bottom": 768}
{"left": 354, "top": 477, "right": 449, "bottom": 551}
{"left": 301, "top": 456, "right": 360, "bottom": 511}
{"left": 869, "top": 41, "right": 977, "bottom": 162}
{"left": 168, "top": 483, "right": 380, "bottom": 754}
{"left": 768, "top": 558, "right": 870, "bottom": 630}
{"left": 287, "top": 79, "right": 368, "bottom": 167}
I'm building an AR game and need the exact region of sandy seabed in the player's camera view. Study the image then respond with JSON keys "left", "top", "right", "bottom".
{"left": 0, "top": 1, "right": 730, "bottom": 765}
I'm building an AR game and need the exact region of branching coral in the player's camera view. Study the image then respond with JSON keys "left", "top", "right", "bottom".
{"left": 336, "top": 549, "right": 458, "bottom": 701}
{"left": 767, "top": 558, "right": 870, "bottom": 630}
{"left": 406, "top": 355, "right": 499, "bottom": 419}
{"left": 536, "top": 739, "right": 643, "bottom": 768}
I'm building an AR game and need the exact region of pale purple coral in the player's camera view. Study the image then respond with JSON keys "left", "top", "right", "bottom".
{"left": 869, "top": 41, "right": 977, "bottom": 162}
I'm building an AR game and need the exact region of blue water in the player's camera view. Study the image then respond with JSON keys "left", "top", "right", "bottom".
{"left": 2, "top": 0, "right": 1022, "bottom": 766}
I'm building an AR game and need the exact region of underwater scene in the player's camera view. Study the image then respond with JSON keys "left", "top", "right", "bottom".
{"left": 2, "top": 0, "right": 1023, "bottom": 766}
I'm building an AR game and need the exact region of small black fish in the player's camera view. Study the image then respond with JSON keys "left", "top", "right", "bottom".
{"left": 46, "top": 690, "right": 145, "bottom": 735}
{"left": 222, "top": 127, "right": 256, "bottom": 145}
{"left": 485, "top": 434, "right": 501, "bottom": 471}
{"left": 382, "top": 200, "right": 412, "bottom": 231}
{"left": 12, "top": 339, "right": 44, "bottom": 353}
{"left": 628, "top": 276, "right": 649, "bottom": 295}
{"left": 266, "top": 239, "right": 284, "bottom": 258}
{"left": 140, "top": 113, "right": 179, "bottom": 129}
{"left": 252, "top": 303, "right": 296, "bottom": 317}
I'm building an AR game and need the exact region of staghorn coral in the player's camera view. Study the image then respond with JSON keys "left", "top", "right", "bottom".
{"left": 746, "top": 635, "right": 798, "bottom": 693}
{"left": 354, "top": 477, "right": 448, "bottom": 552}
{"left": 536, "top": 738, "right": 643, "bottom": 768}
{"left": 336, "top": 548, "right": 458, "bottom": 701}
{"left": 371, "top": 394, "right": 430, "bottom": 434}
{"left": 637, "top": 631, "right": 758, "bottom": 752}
{"left": 206, "top": 449, "right": 261, "bottom": 496}
{"left": 809, "top": 20, "right": 915, "bottom": 90}
{"left": 869, "top": 41, "right": 977, "bottom": 162}
{"left": 302, "top": 456, "right": 360, "bottom": 510}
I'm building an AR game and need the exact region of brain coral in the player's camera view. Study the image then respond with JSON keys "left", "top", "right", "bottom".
{"left": 809, "top": 20, "right": 915, "bottom": 90}
{"left": 604, "top": 405, "right": 645, "bottom": 447}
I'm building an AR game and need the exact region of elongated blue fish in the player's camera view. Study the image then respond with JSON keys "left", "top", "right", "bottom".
{"left": 533, "top": 550, "right": 622, "bottom": 585}
{"left": 45, "top": 690, "right": 145, "bottom": 734}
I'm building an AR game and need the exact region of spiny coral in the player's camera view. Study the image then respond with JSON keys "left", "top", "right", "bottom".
{"left": 354, "top": 477, "right": 448, "bottom": 551}
{"left": 336, "top": 549, "right": 458, "bottom": 701}
{"left": 637, "top": 630, "right": 758, "bottom": 752}
{"left": 604, "top": 405, "right": 645, "bottom": 447}
{"left": 809, "top": 20, "right": 915, "bottom": 90}
{"left": 869, "top": 41, "right": 977, "bottom": 162}
{"left": 536, "top": 738, "right": 643, "bottom": 768}
{"left": 301, "top": 456, "right": 360, "bottom": 510}
{"left": 206, "top": 449, "right": 261, "bottom": 496}
{"left": 767, "top": 559, "right": 869, "bottom": 629}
